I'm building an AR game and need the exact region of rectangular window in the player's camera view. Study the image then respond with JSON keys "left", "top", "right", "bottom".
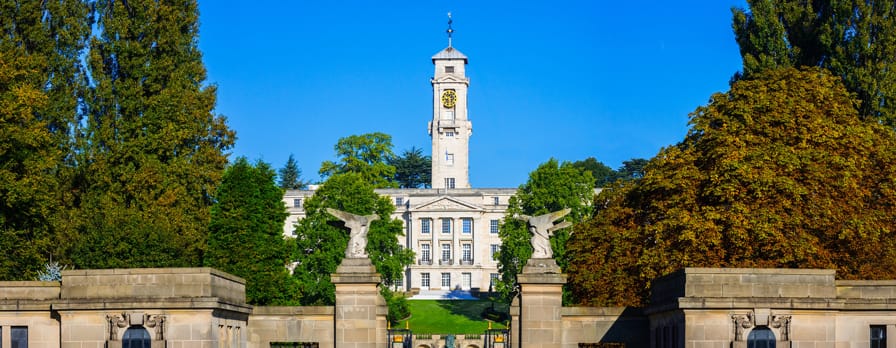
{"left": 446, "top": 153, "right": 454, "bottom": 165}
{"left": 493, "top": 196, "right": 500, "bottom": 205}
{"left": 421, "top": 219, "right": 431, "bottom": 234}
{"left": 421, "top": 273, "right": 430, "bottom": 288}
{"left": 462, "top": 243, "right": 472, "bottom": 262}
{"left": 491, "top": 244, "right": 500, "bottom": 261}
{"left": 443, "top": 110, "right": 455, "bottom": 120}
{"left": 445, "top": 178, "right": 456, "bottom": 189}
{"left": 441, "top": 218, "right": 451, "bottom": 233}
{"left": 421, "top": 244, "right": 431, "bottom": 262}
{"left": 445, "top": 66, "right": 455, "bottom": 73}
{"left": 462, "top": 273, "right": 471, "bottom": 289}
{"left": 490, "top": 273, "right": 499, "bottom": 286}
{"left": 871, "top": 325, "right": 887, "bottom": 348}
{"left": 462, "top": 218, "right": 472, "bottom": 234}
{"left": 445, "top": 131, "right": 455, "bottom": 137}
{"left": 441, "top": 244, "right": 452, "bottom": 261}
{"left": 395, "top": 197, "right": 404, "bottom": 206}
{"left": 293, "top": 198, "right": 302, "bottom": 208}
{"left": 11, "top": 326, "right": 27, "bottom": 348}
{"left": 441, "top": 273, "right": 451, "bottom": 288}
{"left": 490, "top": 219, "right": 499, "bottom": 234}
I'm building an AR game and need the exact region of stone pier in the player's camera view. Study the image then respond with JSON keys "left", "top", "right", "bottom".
{"left": 331, "top": 257, "right": 388, "bottom": 348}
{"left": 516, "top": 258, "right": 566, "bottom": 348}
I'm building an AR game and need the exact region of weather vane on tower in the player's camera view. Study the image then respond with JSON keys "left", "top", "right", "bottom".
{"left": 446, "top": 12, "right": 454, "bottom": 48}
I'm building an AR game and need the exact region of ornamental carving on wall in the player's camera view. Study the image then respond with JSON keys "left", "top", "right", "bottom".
{"left": 770, "top": 315, "right": 792, "bottom": 341}
{"left": 107, "top": 313, "right": 129, "bottom": 340}
{"left": 145, "top": 314, "right": 167, "bottom": 340}
{"left": 731, "top": 312, "right": 754, "bottom": 341}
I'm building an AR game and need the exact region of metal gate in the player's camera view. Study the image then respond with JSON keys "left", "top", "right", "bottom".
{"left": 387, "top": 328, "right": 412, "bottom": 348}
{"left": 483, "top": 328, "right": 508, "bottom": 348}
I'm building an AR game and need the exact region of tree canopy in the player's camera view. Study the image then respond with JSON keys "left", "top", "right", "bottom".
{"left": 279, "top": 154, "right": 307, "bottom": 190}
{"left": 733, "top": 0, "right": 896, "bottom": 125}
{"left": 69, "top": 0, "right": 235, "bottom": 268}
{"left": 495, "top": 158, "right": 594, "bottom": 302}
{"left": 319, "top": 133, "right": 397, "bottom": 188}
{"left": 292, "top": 172, "right": 413, "bottom": 305}
{"left": 0, "top": 0, "right": 90, "bottom": 279}
{"left": 567, "top": 68, "right": 896, "bottom": 307}
{"left": 390, "top": 147, "right": 432, "bottom": 188}
{"left": 204, "top": 158, "right": 298, "bottom": 305}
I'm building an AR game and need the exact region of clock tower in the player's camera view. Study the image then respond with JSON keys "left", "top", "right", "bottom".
{"left": 429, "top": 14, "right": 472, "bottom": 189}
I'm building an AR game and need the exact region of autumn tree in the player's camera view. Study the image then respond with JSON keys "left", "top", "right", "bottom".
{"left": 319, "top": 133, "right": 397, "bottom": 188}
{"left": 495, "top": 159, "right": 594, "bottom": 301}
{"left": 204, "top": 158, "right": 299, "bottom": 305}
{"left": 279, "top": 154, "right": 307, "bottom": 190}
{"left": 0, "top": 0, "right": 91, "bottom": 279}
{"left": 70, "top": 0, "right": 235, "bottom": 268}
{"left": 733, "top": 0, "right": 896, "bottom": 125}
{"left": 292, "top": 173, "right": 413, "bottom": 309}
{"left": 390, "top": 147, "right": 431, "bottom": 188}
{"left": 567, "top": 68, "right": 896, "bottom": 307}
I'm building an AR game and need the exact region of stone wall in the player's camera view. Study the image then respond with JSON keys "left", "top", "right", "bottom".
{"left": 560, "top": 307, "right": 648, "bottom": 348}
{"left": 249, "top": 306, "right": 335, "bottom": 348}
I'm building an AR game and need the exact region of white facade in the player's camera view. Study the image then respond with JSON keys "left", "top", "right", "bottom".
{"left": 283, "top": 188, "right": 515, "bottom": 293}
{"left": 429, "top": 46, "right": 472, "bottom": 189}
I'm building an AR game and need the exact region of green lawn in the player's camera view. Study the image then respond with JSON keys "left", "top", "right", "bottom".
{"left": 400, "top": 299, "right": 508, "bottom": 334}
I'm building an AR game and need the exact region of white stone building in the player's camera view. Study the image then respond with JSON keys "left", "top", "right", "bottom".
{"left": 282, "top": 42, "right": 516, "bottom": 294}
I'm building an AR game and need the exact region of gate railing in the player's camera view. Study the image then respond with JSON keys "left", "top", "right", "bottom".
{"left": 387, "top": 327, "right": 412, "bottom": 348}
{"left": 483, "top": 328, "right": 508, "bottom": 348}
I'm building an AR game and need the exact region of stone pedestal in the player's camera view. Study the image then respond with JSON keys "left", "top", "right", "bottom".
{"left": 331, "top": 257, "right": 387, "bottom": 348}
{"left": 517, "top": 258, "right": 566, "bottom": 348}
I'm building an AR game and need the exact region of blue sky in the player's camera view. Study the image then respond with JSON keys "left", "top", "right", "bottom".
{"left": 198, "top": 1, "right": 748, "bottom": 188}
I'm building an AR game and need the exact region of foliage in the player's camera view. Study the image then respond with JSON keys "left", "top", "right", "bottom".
{"left": 204, "top": 158, "right": 299, "bottom": 305}
{"left": 567, "top": 68, "right": 896, "bottom": 307}
{"left": 319, "top": 133, "right": 397, "bottom": 188}
{"left": 278, "top": 154, "right": 306, "bottom": 190}
{"left": 733, "top": 0, "right": 896, "bottom": 125}
{"left": 0, "top": 0, "right": 91, "bottom": 280}
{"left": 69, "top": 0, "right": 235, "bottom": 268}
{"left": 611, "top": 158, "right": 648, "bottom": 181}
{"left": 390, "top": 147, "right": 432, "bottom": 188}
{"left": 382, "top": 287, "right": 411, "bottom": 325}
{"left": 292, "top": 172, "right": 413, "bottom": 305}
{"left": 495, "top": 159, "right": 594, "bottom": 302}
{"left": 571, "top": 157, "right": 614, "bottom": 187}
{"left": 403, "top": 300, "right": 508, "bottom": 334}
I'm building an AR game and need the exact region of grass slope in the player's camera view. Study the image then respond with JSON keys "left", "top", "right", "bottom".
{"left": 402, "top": 300, "right": 508, "bottom": 334}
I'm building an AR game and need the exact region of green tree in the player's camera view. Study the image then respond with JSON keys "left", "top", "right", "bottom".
{"left": 495, "top": 159, "right": 594, "bottom": 301}
{"left": 390, "top": 147, "right": 431, "bottom": 188}
{"left": 319, "top": 133, "right": 397, "bottom": 188}
{"left": 71, "top": 0, "right": 235, "bottom": 268}
{"left": 279, "top": 154, "right": 307, "bottom": 190}
{"left": 204, "top": 157, "right": 299, "bottom": 305}
{"left": 609, "top": 158, "right": 648, "bottom": 182}
{"left": 0, "top": 0, "right": 91, "bottom": 280}
{"left": 570, "top": 157, "right": 615, "bottom": 187}
{"left": 733, "top": 0, "right": 896, "bottom": 125}
{"left": 292, "top": 172, "right": 413, "bottom": 306}
{"left": 567, "top": 68, "right": 896, "bottom": 307}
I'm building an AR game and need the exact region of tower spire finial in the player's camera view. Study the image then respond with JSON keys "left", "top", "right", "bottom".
{"left": 446, "top": 12, "right": 454, "bottom": 48}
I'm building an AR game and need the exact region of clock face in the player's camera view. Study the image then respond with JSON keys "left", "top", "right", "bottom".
{"left": 441, "top": 90, "right": 457, "bottom": 108}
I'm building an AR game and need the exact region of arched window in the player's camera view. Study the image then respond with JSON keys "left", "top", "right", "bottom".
{"left": 747, "top": 326, "right": 776, "bottom": 348}
{"left": 123, "top": 326, "right": 151, "bottom": 348}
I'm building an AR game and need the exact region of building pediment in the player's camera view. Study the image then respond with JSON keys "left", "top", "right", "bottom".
{"left": 411, "top": 196, "right": 483, "bottom": 212}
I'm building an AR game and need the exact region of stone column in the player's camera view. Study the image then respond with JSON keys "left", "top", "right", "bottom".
{"left": 331, "top": 257, "right": 387, "bottom": 348}
{"left": 517, "top": 258, "right": 566, "bottom": 348}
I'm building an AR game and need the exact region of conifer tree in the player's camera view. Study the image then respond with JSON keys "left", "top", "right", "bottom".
{"left": 205, "top": 158, "right": 299, "bottom": 305}
{"left": 0, "top": 0, "right": 91, "bottom": 279}
{"left": 71, "top": 0, "right": 235, "bottom": 268}
{"left": 279, "top": 154, "right": 306, "bottom": 190}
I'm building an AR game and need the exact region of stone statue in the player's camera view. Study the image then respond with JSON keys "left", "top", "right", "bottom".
{"left": 514, "top": 208, "right": 572, "bottom": 259}
{"left": 326, "top": 208, "right": 379, "bottom": 258}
